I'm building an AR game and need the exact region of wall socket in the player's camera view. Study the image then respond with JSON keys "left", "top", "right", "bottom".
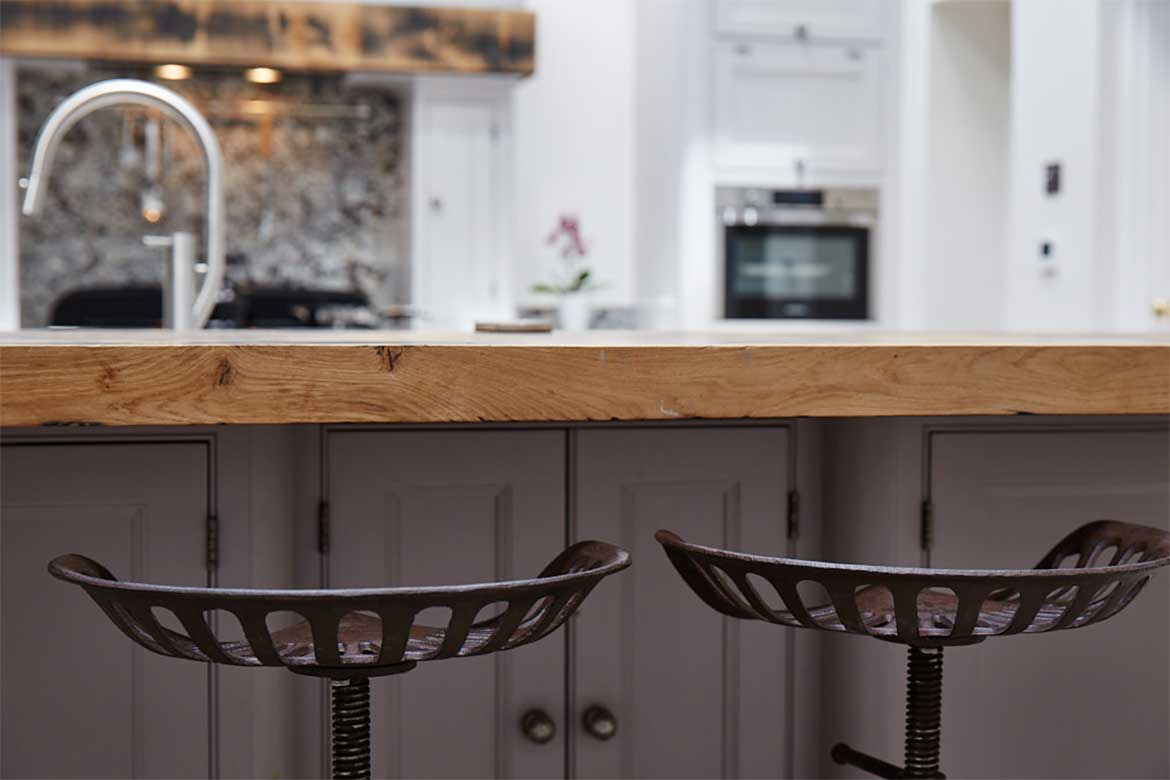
{"left": 1039, "top": 238, "right": 1057, "bottom": 277}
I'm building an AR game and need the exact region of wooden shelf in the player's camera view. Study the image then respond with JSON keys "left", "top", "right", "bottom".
{"left": 1, "top": 331, "right": 1166, "bottom": 426}
{"left": 0, "top": 0, "right": 535, "bottom": 76}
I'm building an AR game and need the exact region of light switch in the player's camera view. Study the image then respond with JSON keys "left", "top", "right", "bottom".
{"left": 1045, "top": 163, "right": 1061, "bottom": 195}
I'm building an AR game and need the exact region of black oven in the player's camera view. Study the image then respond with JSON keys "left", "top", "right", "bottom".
{"left": 719, "top": 187, "right": 876, "bottom": 320}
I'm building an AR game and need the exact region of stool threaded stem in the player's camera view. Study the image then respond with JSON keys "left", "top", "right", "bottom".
{"left": 331, "top": 676, "right": 371, "bottom": 780}
{"left": 903, "top": 646, "right": 944, "bottom": 779}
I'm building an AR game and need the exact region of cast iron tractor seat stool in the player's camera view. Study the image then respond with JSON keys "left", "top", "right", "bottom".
{"left": 656, "top": 520, "right": 1169, "bottom": 779}
{"left": 49, "top": 540, "right": 630, "bottom": 780}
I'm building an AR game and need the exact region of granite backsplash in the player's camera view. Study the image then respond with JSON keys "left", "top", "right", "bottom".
{"left": 17, "top": 63, "right": 406, "bottom": 327}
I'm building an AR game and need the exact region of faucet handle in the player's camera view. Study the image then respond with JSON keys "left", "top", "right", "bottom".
{"left": 143, "top": 232, "right": 196, "bottom": 329}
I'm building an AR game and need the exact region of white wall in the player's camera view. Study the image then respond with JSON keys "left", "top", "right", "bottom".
{"left": 512, "top": 0, "right": 636, "bottom": 306}
{"left": 633, "top": 0, "right": 695, "bottom": 326}
{"left": 1003, "top": 0, "right": 1104, "bottom": 331}
{"left": 634, "top": 0, "right": 712, "bottom": 329}
{"left": 922, "top": 1, "right": 1011, "bottom": 330}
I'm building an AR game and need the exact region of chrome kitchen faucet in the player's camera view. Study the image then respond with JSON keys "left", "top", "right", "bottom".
{"left": 20, "top": 78, "right": 226, "bottom": 330}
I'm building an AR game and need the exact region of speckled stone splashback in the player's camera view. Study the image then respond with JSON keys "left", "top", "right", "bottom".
{"left": 17, "top": 63, "right": 406, "bottom": 327}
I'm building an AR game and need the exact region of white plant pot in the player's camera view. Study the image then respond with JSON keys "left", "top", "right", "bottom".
{"left": 558, "top": 294, "right": 591, "bottom": 331}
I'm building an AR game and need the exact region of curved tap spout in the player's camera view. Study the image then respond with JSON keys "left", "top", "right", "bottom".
{"left": 22, "top": 79, "right": 225, "bottom": 329}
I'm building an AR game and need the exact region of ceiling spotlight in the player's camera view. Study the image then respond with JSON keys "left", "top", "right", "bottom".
{"left": 244, "top": 67, "right": 282, "bottom": 85}
{"left": 154, "top": 63, "right": 191, "bottom": 81}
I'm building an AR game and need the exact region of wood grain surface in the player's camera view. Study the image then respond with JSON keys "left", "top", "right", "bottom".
{"left": 1, "top": 333, "right": 1166, "bottom": 426}
{"left": 0, "top": 0, "right": 535, "bottom": 76}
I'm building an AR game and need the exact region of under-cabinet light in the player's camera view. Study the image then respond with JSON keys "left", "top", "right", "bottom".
{"left": 153, "top": 63, "right": 192, "bottom": 81}
{"left": 244, "top": 67, "right": 282, "bottom": 85}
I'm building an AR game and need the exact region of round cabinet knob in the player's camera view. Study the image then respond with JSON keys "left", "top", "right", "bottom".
{"left": 1153, "top": 298, "right": 1170, "bottom": 318}
{"left": 520, "top": 709, "right": 556, "bottom": 745}
{"left": 582, "top": 705, "right": 618, "bottom": 741}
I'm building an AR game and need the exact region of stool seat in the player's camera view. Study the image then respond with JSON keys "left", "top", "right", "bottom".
{"left": 49, "top": 540, "right": 629, "bottom": 676}
{"left": 658, "top": 520, "right": 1168, "bottom": 780}
{"left": 656, "top": 520, "right": 1168, "bottom": 647}
{"left": 51, "top": 540, "right": 629, "bottom": 779}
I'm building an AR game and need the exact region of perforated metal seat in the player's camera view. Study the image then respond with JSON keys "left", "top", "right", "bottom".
{"left": 50, "top": 540, "right": 630, "bottom": 779}
{"left": 657, "top": 520, "right": 1169, "bottom": 779}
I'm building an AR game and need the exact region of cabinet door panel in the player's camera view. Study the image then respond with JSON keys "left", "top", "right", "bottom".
{"left": 412, "top": 92, "right": 508, "bottom": 329}
{"left": 328, "top": 430, "right": 565, "bottom": 779}
{"left": 574, "top": 428, "right": 789, "bottom": 779}
{"left": 713, "top": 41, "right": 883, "bottom": 179}
{"left": 715, "top": 0, "right": 885, "bottom": 41}
{"left": 1, "top": 443, "right": 209, "bottom": 779}
{"left": 931, "top": 429, "right": 1169, "bottom": 779}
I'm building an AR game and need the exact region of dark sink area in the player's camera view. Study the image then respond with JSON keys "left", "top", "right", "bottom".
{"left": 49, "top": 286, "right": 377, "bottom": 329}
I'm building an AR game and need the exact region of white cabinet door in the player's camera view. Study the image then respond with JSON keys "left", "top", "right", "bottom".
{"left": 327, "top": 430, "right": 566, "bottom": 779}
{"left": 573, "top": 427, "right": 790, "bottom": 779}
{"left": 715, "top": 0, "right": 885, "bottom": 42}
{"left": 713, "top": 41, "right": 884, "bottom": 184}
{"left": 930, "top": 428, "right": 1170, "bottom": 779}
{"left": 1, "top": 443, "right": 210, "bottom": 779}
{"left": 411, "top": 80, "right": 512, "bottom": 329}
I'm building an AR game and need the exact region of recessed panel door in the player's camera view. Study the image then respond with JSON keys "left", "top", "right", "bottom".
{"left": 574, "top": 427, "right": 790, "bottom": 779}
{"left": 931, "top": 428, "right": 1170, "bottom": 779}
{"left": 1, "top": 443, "right": 210, "bottom": 779}
{"left": 328, "top": 430, "right": 566, "bottom": 779}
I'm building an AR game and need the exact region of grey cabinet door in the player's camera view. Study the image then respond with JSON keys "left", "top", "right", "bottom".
{"left": 931, "top": 428, "right": 1170, "bottom": 779}
{"left": 573, "top": 427, "right": 790, "bottom": 779}
{"left": 1, "top": 443, "right": 210, "bottom": 779}
{"left": 327, "top": 430, "right": 566, "bottom": 779}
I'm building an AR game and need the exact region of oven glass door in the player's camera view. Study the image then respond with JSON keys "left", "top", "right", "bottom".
{"left": 724, "top": 225, "right": 869, "bottom": 319}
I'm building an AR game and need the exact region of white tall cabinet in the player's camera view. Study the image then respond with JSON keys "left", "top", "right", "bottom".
{"left": 409, "top": 77, "right": 514, "bottom": 330}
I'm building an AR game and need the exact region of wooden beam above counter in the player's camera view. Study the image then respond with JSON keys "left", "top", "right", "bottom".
{"left": 0, "top": 331, "right": 1166, "bottom": 427}
{"left": 0, "top": 0, "right": 535, "bottom": 76}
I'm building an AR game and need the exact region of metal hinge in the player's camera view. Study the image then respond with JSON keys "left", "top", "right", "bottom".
{"left": 786, "top": 490, "right": 800, "bottom": 541}
{"left": 206, "top": 515, "right": 219, "bottom": 571}
{"left": 920, "top": 499, "right": 934, "bottom": 552}
{"left": 317, "top": 501, "right": 331, "bottom": 555}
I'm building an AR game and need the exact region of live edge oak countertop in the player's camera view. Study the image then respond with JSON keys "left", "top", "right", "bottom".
{"left": 0, "top": 330, "right": 1167, "bottom": 427}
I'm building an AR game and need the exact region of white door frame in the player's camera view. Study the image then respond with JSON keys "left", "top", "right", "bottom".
{"left": 1, "top": 58, "right": 20, "bottom": 329}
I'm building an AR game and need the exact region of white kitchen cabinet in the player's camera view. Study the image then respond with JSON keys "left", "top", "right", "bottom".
{"left": 712, "top": 39, "right": 885, "bottom": 185}
{"left": 325, "top": 429, "right": 566, "bottom": 779}
{"left": 715, "top": 0, "right": 885, "bottom": 43}
{"left": 410, "top": 77, "right": 514, "bottom": 329}
{"left": 572, "top": 427, "right": 792, "bottom": 779}
{"left": 929, "top": 428, "right": 1170, "bottom": 779}
{"left": 0, "top": 442, "right": 210, "bottom": 779}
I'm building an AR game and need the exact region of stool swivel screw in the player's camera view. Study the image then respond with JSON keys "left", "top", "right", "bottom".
{"left": 831, "top": 647, "right": 946, "bottom": 780}
{"left": 331, "top": 677, "right": 372, "bottom": 780}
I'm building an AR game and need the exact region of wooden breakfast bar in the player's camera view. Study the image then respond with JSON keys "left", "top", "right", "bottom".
{"left": 1, "top": 330, "right": 1166, "bottom": 426}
